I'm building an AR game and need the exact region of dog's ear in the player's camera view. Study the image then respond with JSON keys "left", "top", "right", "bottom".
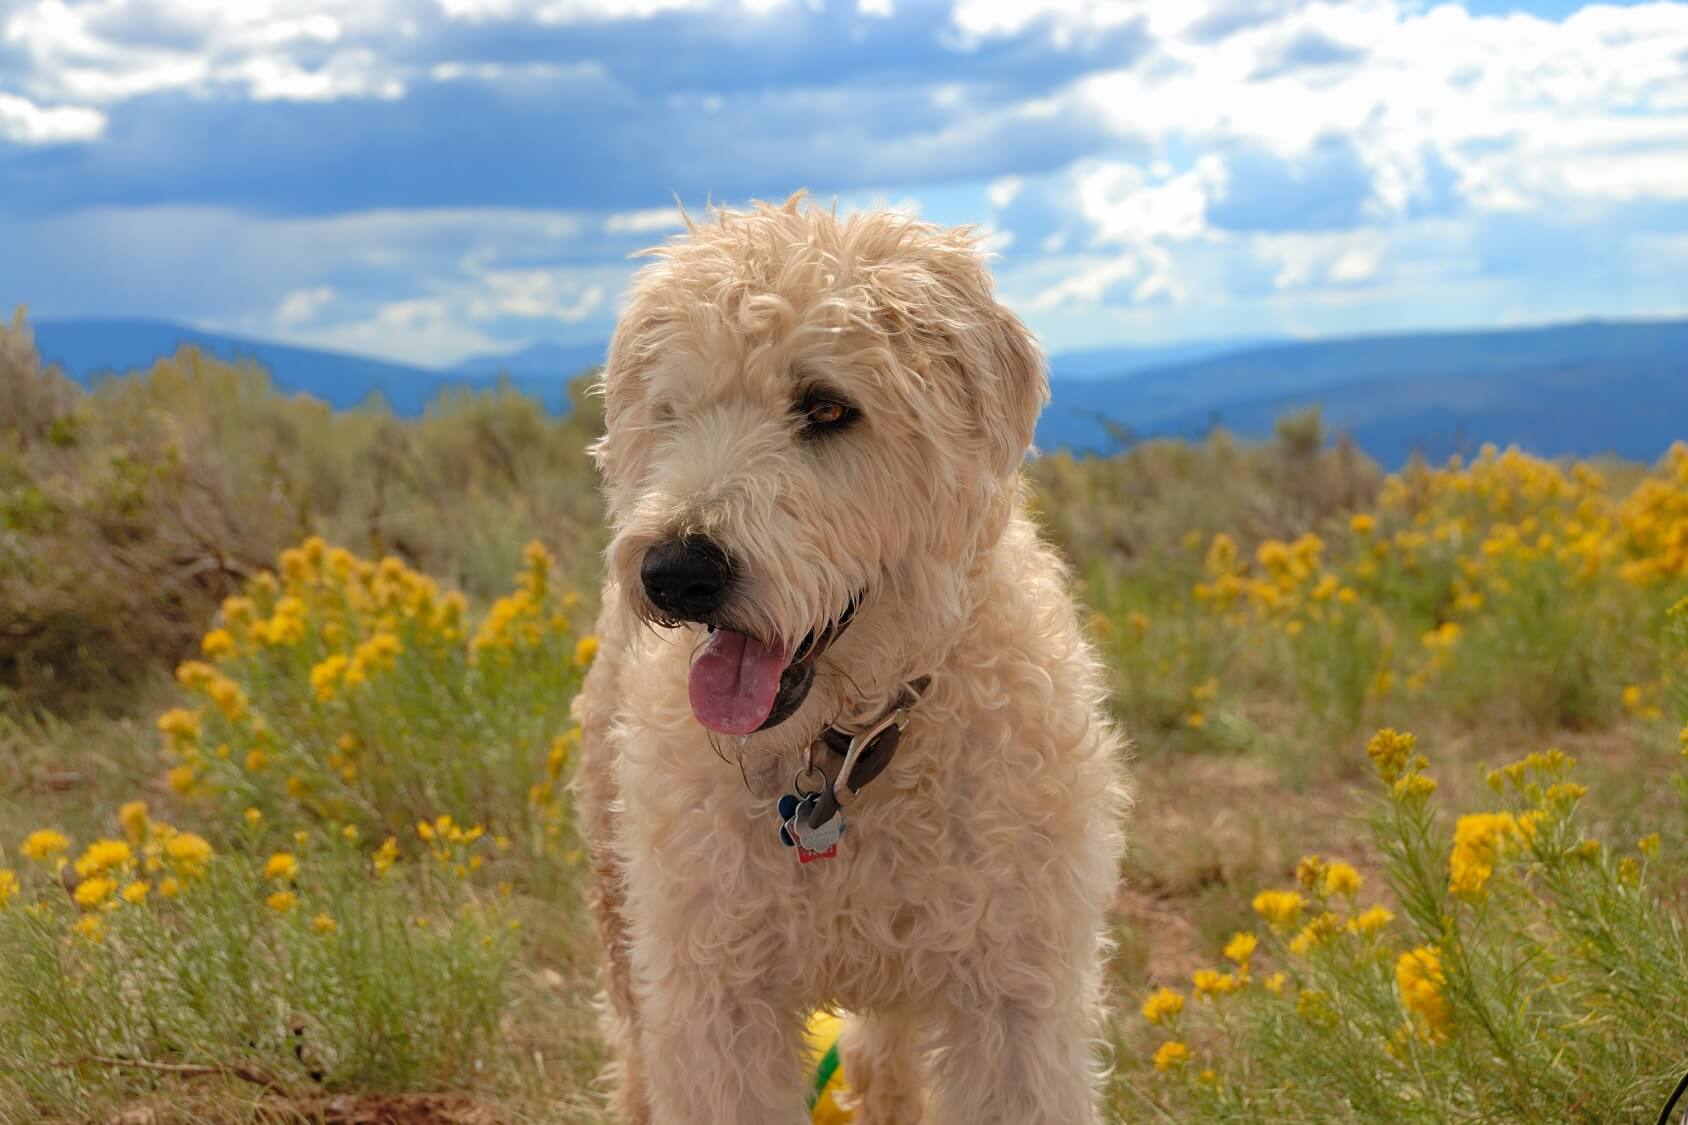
{"left": 970, "top": 298, "right": 1049, "bottom": 479}
{"left": 915, "top": 234, "right": 1050, "bottom": 479}
{"left": 589, "top": 296, "right": 664, "bottom": 517}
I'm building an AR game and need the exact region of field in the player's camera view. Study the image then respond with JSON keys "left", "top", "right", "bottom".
{"left": 3, "top": 310, "right": 1687, "bottom": 1123}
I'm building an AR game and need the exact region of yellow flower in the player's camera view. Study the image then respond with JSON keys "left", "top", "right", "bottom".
{"left": 0, "top": 869, "right": 17, "bottom": 909}
{"left": 310, "top": 654, "right": 350, "bottom": 702}
{"left": 1263, "top": 972, "right": 1287, "bottom": 995}
{"left": 1288, "top": 913, "right": 1344, "bottom": 956}
{"left": 1141, "top": 987, "right": 1184, "bottom": 1024}
{"left": 1639, "top": 833, "right": 1662, "bottom": 858}
{"left": 244, "top": 808, "right": 263, "bottom": 826}
{"left": 1449, "top": 812, "right": 1519, "bottom": 897}
{"left": 1349, "top": 906, "right": 1395, "bottom": 935}
{"left": 575, "top": 634, "right": 601, "bottom": 667}
{"left": 121, "top": 880, "right": 150, "bottom": 905}
{"left": 1192, "top": 969, "right": 1240, "bottom": 998}
{"left": 158, "top": 877, "right": 181, "bottom": 899}
{"left": 373, "top": 836, "right": 400, "bottom": 876}
{"left": 166, "top": 764, "right": 197, "bottom": 794}
{"left": 1350, "top": 513, "right": 1376, "bottom": 535}
{"left": 118, "top": 801, "right": 149, "bottom": 843}
{"left": 1396, "top": 947, "right": 1450, "bottom": 1041}
{"left": 1618, "top": 856, "right": 1641, "bottom": 886}
{"left": 1223, "top": 932, "right": 1258, "bottom": 965}
{"left": 1294, "top": 855, "right": 1326, "bottom": 890}
{"left": 74, "top": 876, "right": 117, "bottom": 909}
{"left": 21, "top": 829, "right": 70, "bottom": 864}
{"left": 1394, "top": 774, "right": 1438, "bottom": 799}
{"left": 1153, "top": 1041, "right": 1191, "bottom": 1073}
{"left": 341, "top": 824, "right": 360, "bottom": 843}
{"left": 164, "top": 833, "right": 214, "bottom": 878}
{"left": 156, "top": 708, "right": 201, "bottom": 740}
{"left": 74, "top": 839, "right": 134, "bottom": 879}
{"left": 263, "top": 853, "right": 298, "bottom": 882}
{"left": 200, "top": 628, "right": 236, "bottom": 658}
{"left": 1185, "top": 711, "right": 1206, "bottom": 730}
{"left": 311, "top": 913, "right": 338, "bottom": 935}
{"left": 1297, "top": 989, "right": 1336, "bottom": 1028}
{"left": 1366, "top": 729, "right": 1417, "bottom": 784}
{"left": 265, "top": 890, "right": 297, "bottom": 914}
{"left": 1252, "top": 889, "right": 1305, "bottom": 928}
{"left": 74, "top": 915, "right": 104, "bottom": 943}
{"left": 1323, "top": 861, "right": 1362, "bottom": 898}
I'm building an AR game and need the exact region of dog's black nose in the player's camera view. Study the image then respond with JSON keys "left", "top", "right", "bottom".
{"left": 641, "top": 537, "right": 734, "bottom": 622}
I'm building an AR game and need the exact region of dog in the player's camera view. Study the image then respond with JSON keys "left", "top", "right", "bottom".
{"left": 572, "top": 194, "right": 1129, "bottom": 1125}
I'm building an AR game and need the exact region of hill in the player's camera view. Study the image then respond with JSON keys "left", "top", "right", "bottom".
{"left": 1038, "top": 318, "right": 1688, "bottom": 465}
{"left": 29, "top": 315, "right": 1688, "bottom": 467}
{"left": 30, "top": 319, "right": 584, "bottom": 414}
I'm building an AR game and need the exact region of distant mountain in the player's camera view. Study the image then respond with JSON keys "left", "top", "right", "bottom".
{"left": 28, "top": 315, "right": 1688, "bottom": 467}
{"left": 453, "top": 340, "right": 608, "bottom": 380}
{"left": 30, "top": 319, "right": 591, "bottom": 414}
{"left": 1048, "top": 337, "right": 1284, "bottom": 380}
{"left": 1037, "top": 318, "right": 1688, "bottom": 465}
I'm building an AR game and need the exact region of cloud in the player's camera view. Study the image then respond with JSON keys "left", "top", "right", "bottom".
{"left": 275, "top": 286, "right": 336, "bottom": 326}
{"left": 3, "top": 0, "right": 1687, "bottom": 363}
{"left": 604, "top": 207, "right": 686, "bottom": 234}
{"left": 0, "top": 91, "right": 104, "bottom": 144}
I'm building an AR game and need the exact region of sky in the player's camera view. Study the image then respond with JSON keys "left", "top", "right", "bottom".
{"left": 1, "top": 0, "right": 1686, "bottom": 368}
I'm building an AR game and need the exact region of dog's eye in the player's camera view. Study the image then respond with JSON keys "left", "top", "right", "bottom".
{"left": 798, "top": 393, "right": 859, "bottom": 438}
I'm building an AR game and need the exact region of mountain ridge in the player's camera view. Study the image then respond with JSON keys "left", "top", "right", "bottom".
{"left": 26, "top": 315, "right": 1688, "bottom": 467}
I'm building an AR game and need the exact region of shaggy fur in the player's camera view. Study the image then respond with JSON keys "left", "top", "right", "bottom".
{"left": 573, "top": 195, "right": 1130, "bottom": 1124}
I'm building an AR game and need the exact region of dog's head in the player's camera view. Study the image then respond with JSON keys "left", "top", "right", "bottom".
{"left": 593, "top": 194, "right": 1047, "bottom": 740}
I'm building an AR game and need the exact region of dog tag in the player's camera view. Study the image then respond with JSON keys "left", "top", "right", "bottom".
{"left": 793, "top": 799, "right": 845, "bottom": 854}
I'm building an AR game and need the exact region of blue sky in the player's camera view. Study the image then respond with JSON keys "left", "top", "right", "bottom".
{"left": 2, "top": 0, "right": 1685, "bottom": 366}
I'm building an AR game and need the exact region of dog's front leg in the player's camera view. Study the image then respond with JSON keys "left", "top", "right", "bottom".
{"left": 632, "top": 952, "right": 810, "bottom": 1125}
{"left": 926, "top": 997, "right": 1103, "bottom": 1125}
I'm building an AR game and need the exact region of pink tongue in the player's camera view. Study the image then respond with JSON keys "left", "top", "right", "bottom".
{"left": 687, "top": 629, "right": 790, "bottom": 735}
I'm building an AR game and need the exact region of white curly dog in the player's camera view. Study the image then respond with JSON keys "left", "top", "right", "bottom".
{"left": 573, "top": 194, "right": 1129, "bottom": 1125}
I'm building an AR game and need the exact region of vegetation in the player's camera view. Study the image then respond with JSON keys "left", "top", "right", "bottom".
{"left": 1, "top": 311, "right": 1685, "bottom": 1121}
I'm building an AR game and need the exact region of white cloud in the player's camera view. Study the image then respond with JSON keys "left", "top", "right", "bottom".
{"left": 986, "top": 174, "right": 1023, "bottom": 210}
{"left": 466, "top": 269, "right": 605, "bottom": 322}
{"left": 949, "top": 0, "right": 1140, "bottom": 47}
{"left": 434, "top": 0, "right": 783, "bottom": 22}
{"left": 2, "top": 0, "right": 409, "bottom": 103}
{"left": 1327, "top": 245, "right": 1380, "bottom": 284}
{"left": 1030, "top": 256, "right": 1138, "bottom": 309}
{"left": 1076, "top": 156, "right": 1226, "bottom": 245}
{"left": 604, "top": 207, "right": 687, "bottom": 234}
{"left": 1070, "top": 0, "right": 1688, "bottom": 219}
{"left": 275, "top": 285, "right": 336, "bottom": 325}
{"left": 300, "top": 297, "right": 503, "bottom": 366}
{"left": 858, "top": 0, "right": 894, "bottom": 15}
{"left": 0, "top": 91, "right": 105, "bottom": 143}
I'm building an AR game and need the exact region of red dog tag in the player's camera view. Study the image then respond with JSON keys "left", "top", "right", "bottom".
{"left": 796, "top": 842, "right": 838, "bottom": 864}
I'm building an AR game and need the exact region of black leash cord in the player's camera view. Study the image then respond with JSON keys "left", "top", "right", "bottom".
{"left": 1656, "top": 1068, "right": 1688, "bottom": 1125}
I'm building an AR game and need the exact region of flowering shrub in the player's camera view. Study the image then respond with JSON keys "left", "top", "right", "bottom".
{"left": 159, "top": 536, "right": 593, "bottom": 850}
{"left": 0, "top": 799, "right": 516, "bottom": 1108}
{"left": 1090, "top": 443, "right": 1688, "bottom": 746}
{"left": 1127, "top": 728, "right": 1688, "bottom": 1121}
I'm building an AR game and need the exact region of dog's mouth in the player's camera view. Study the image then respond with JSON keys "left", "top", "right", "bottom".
{"left": 686, "top": 600, "right": 858, "bottom": 736}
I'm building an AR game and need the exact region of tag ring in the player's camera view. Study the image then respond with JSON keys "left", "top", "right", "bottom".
{"left": 792, "top": 764, "right": 827, "bottom": 798}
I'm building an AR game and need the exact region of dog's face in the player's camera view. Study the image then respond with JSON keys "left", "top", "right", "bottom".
{"left": 593, "top": 197, "right": 1047, "bottom": 741}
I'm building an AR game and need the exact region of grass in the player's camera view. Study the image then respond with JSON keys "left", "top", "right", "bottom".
{"left": 2, "top": 313, "right": 1687, "bottom": 1121}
